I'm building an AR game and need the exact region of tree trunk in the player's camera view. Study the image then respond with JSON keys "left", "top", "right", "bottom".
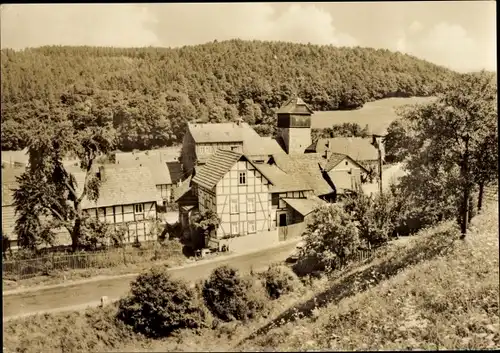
{"left": 460, "top": 139, "right": 470, "bottom": 240}
{"left": 477, "top": 182, "right": 484, "bottom": 212}
{"left": 71, "top": 202, "right": 83, "bottom": 252}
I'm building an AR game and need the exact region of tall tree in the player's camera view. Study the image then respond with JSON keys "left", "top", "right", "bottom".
{"left": 397, "top": 71, "right": 497, "bottom": 238}
{"left": 13, "top": 97, "right": 116, "bottom": 251}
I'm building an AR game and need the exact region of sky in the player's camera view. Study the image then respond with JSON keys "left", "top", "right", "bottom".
{"left": 0, "top": 2, "right": 496, "bottom": 73}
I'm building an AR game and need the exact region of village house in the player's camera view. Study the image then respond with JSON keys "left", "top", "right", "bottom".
{"left": 114, "top": 147, "right": 184, "bottom": 208}
{"left": 184, "top": 149, "right": 326, "bottom": 251}
{"left": 305, "top": 137, "right": 381, "bottom": 181}
{"left": 180, "top": 120, "right": 285, "bottom": 175}
{"left": 75, "top": 165, "right": 159, "bottom": 244}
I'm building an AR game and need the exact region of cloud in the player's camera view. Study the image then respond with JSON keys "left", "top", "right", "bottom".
{"left": 149, "top": 3, "right": 358, "bottom": 48}
{"left": 408, "top": 21, "right": 423, "bottom": 34}
{"left": 0, "top": 4, "right": 160, "bottom": 49}
{"left": 391, "top": 22, "right": 496, "bottom": 72}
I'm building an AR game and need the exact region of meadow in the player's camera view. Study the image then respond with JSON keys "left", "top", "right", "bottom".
{"left": 311, "top": 96, "right": 436, "bottom": 133}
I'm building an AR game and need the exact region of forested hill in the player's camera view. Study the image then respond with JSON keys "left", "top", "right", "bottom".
{"left": 1, "top": 39, "right": 459, "bottom": 151}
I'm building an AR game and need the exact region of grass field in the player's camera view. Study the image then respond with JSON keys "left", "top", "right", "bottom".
{"left": 4, "top": 197, "right": 498, "bottom": 352}
{"left": 311, "top": 97, "right": 437, "bottom": 133}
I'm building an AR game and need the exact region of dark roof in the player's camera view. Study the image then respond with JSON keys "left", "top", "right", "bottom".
{"left": 282, "top": 197, "right": 325, "bottom": 216}
{"left": 271, "top": 153, "right": 334, "bottom": 196}
{"left": 166, "top": 162, "right": 183, "bottom": 185}
{"left": 253, "top": 164, "right": 311, "bottom": 193}
{"left": 277, "top": 97, "right": 314, "bottom": 115}
{"left": 173, "top": 176, "right": 197, "bottom": 203}
{"left": 192, "top": 149, "right": 243, "bottom": 190}
{"left": 312, "top": 138, "right": 379, "bottom": 161}
{"left": 1, "top": 167, "right": 25, "bottom": 206}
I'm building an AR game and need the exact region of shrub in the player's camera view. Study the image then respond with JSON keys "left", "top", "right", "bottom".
{"left": 300, "top": 204, "right": 360, "bottom": 272}
{"left": 262, "top": 264, "right": 301, "bottom": 299}
{"left": 202, "top": 265, "right": 267, "bottom": 322}
{"left": 116, "top": 266, "right": 208, "bottom": 338}
{"left": 80, "top": 217, "right": 113, "bottom": 251}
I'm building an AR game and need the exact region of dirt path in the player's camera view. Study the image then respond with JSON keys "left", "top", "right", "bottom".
{"left": 3, "top": 239, "right": 300, "bottom": 321}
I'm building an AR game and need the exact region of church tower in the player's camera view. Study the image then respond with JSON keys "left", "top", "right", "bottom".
{"left": 276, "top": 97, "right": 313, "bottom": 154}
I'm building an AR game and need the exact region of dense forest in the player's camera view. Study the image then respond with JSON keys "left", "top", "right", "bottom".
{"left": 1, "top": 39, "right": 460, "bottom": 151}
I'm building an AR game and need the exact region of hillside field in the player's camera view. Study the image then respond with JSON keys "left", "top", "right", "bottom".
{"left": 311, "top": 96, "right": 436, "bottom": 133}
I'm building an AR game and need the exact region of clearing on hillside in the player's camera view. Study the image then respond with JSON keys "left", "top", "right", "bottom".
{"left": 311, "top": 96, "right": 437, "bottom": 134}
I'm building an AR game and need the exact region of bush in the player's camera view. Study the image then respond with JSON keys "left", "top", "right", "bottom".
{"left": 262, "top": 264, "right": 301, "bottom": 299}
{"left": 300, "top": 204, "right": 360, "bottom": 272}
{"left": 202, "top": 265, "right": 267, "bottom": 322}
{"left": 116, "top": 266, "right": 208, "bottom": 338}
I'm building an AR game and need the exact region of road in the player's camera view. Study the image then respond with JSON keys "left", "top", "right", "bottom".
{"left": 3, "top": 240, "right": 300, "bottom": 320}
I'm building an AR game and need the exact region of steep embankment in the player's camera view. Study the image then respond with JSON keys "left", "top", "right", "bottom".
{"left": 238, "top": 200, "right": 499, "bottom": 351}
{"left": 1, "top": 40, "right": 458, "bottom": 150}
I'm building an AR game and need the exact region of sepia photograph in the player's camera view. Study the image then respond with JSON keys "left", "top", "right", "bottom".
{"left": 1, "top": 1, "right": 498, "bottom": 352}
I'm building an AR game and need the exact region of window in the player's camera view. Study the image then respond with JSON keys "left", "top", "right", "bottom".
{"left": 248, "top": 221, "right": 256, "bottom": 234}
{"left": 230, "top": 197, "right": 239, "bottom": 214}
{"left": 135, "top": 204, "right": 143, "bottom": 213}
{"left": 231, "top": 222, "right": 239, "bottom": 235}
{"left": 345, "top": 161, "right": 349, "bottom": 165}
{"left": 271, "top": 194, "right": 279, "bottom": 206}
{"left": 239, "top": 172, "right": 246, "bottom": 185}
{"left": 247, "top": 197, "right": 255, "bottom": 213}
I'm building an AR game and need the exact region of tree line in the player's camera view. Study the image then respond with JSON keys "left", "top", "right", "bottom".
{"left": 1, "top": 39, "right": 459, "bottom": 151}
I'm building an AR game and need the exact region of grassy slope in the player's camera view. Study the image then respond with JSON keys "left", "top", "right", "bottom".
{"left": 4, "top": 200, "right": 498, "bottom": 352}
{"left": 239, "top": 201, "right": 499, "bottom": 351}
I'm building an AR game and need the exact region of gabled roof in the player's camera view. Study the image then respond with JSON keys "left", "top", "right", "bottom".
{"left": 253, "top": 164, "right": 311, "bottom": 193}
{"left": 312, "top": 138, "right": 379, "bottom": 161}
{"left": 192, "top": 149, "right": 243, "bottom": 190}
{"left": 282, "top": 197, "right": 326, "bottom": 217}
{"left": 271, "top": 153, "right": 334, "bottom": 196}
{"left": 70, "top": 165, "right": 158, "bottom": 209}
{"left": 324, "top": 153, "right": 369, "bottom": 173}
{"left": 188, "top": 122, "right": 251, "bottom": 143}
{"left": 277, "top": 97, "right": 314, "bottom": 115}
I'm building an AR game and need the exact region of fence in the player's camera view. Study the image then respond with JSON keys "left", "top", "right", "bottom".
{"left": 2, "top": 246, "right": 183, "bottom": 280}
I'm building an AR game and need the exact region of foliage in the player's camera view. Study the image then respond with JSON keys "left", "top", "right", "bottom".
{"left": 311, "top": 122, "right": 370, "bottom": 143}
{"left": 202, "top": 265, "right": 268, "bottom": 322}
{"left": 79, "top": 217, "right": 114, "bottom": 251}
{"left": 116, "top": 266, "right": 208, "bottom": 338}
{"left": 343, "top": 190, "right": 403, "bottom": 248}
{"left": 300, "top": 204, "right": 360, "bottom": 272}
{"left": 395, "top": 71, "right": 497, "bottom": 236}
{"left": 261, "top": 264, "right": 302, "bottom": 299}
{"left": 190, "top": 209, "right": 220, "bottom": 249}
{"left": 12, "top": 97, "right": 116, "bottom": 251}
{"left": 1, "top": 41, "right": 458, "bottom": 151}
